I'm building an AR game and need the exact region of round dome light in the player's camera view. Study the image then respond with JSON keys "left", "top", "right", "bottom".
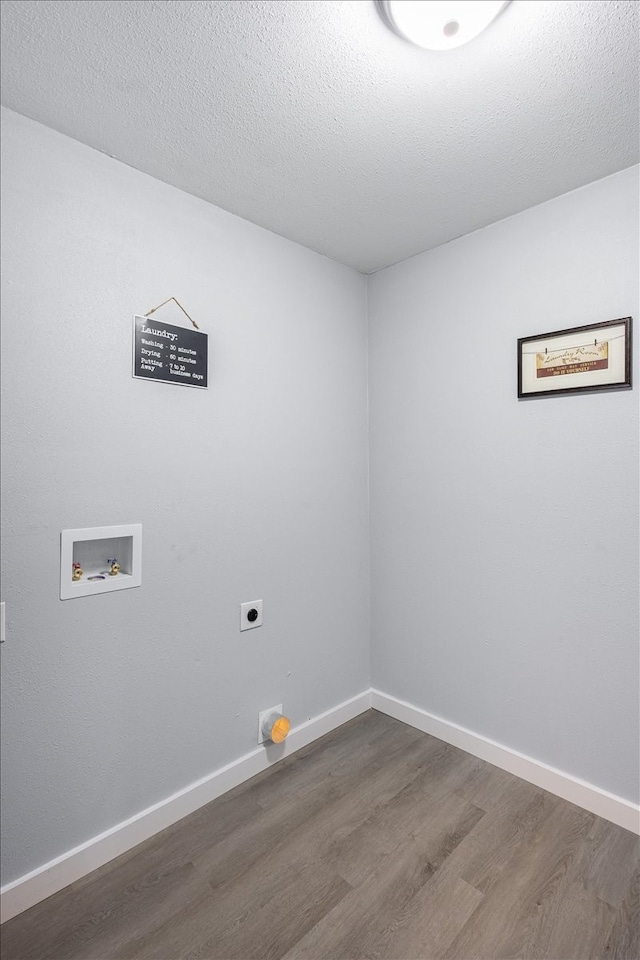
{"left": 378, "top": 0, "right": 511, "bottom": 51}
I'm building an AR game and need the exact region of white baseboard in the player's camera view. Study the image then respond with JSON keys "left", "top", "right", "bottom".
{"left": 0, "top": 690, "right": 371, "bottom": 924}
{"left": 371, "top": 689, "right": 640, "bottom": 836}
{"left": 4, "top": 686, "right": 638, "bottom": 924}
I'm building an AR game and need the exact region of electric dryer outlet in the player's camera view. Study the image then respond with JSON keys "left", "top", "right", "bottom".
{"left": 240, "top": 599, "right": 263, "bottom": 631}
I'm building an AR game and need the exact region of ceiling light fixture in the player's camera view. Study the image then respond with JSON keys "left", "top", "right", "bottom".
{"left": 378, "top": 0, "right": 511, "bottom": 51}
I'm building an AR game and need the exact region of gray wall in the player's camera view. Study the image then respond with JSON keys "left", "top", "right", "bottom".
{"left": 2, "top": 105, "right": 638, "bottom": 890}
{"left": 368, "top": 166, "right": 640, "bottom": 803}
{"left": 0, "top": 108, "right": 370, "bottom": 885}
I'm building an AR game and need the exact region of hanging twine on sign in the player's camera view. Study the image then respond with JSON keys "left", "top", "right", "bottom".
{"left": 144, "top": 297, "right": 200, "bottom": 330}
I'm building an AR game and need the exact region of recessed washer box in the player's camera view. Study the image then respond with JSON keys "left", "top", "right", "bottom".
{"left": 60, "top": 524, "right": 142, "bottom": 599}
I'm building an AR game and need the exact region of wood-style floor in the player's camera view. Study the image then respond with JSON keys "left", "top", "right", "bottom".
{"left": 2, "top": 710, "right": 638, "bottom": 960}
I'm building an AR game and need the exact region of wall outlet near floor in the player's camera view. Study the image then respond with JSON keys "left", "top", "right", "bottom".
{"left": 240, "top": 599, "right": 263, "bottom": 631}
{"left": 258, "top": 704, "right": 283, "bottom": 744}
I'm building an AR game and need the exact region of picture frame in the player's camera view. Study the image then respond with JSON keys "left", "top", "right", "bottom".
{"left": 517, "top": 317, "right": 632, "bottom": 399}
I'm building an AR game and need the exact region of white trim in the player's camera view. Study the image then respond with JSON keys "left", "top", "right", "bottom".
{"left": 371, "top": 689, "right": 640, "bottom": 836}
{"left": 4, "top": 686, "right": 639, "bottom": 924}
{"left": 0, "top": 690, "right": 371, "bottom": 924}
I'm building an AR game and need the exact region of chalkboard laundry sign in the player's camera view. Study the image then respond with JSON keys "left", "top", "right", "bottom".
{"left": 133, "top": 315, "right": 208, "bottom": 389}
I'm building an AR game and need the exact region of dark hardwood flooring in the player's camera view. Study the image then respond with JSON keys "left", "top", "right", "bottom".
{"left": 2, "top": 710, "right": 638, "bottom": 959}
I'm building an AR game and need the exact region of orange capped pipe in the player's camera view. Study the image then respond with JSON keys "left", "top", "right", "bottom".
{"left": 262, "top": 712, "right": 291, "bottom": 744}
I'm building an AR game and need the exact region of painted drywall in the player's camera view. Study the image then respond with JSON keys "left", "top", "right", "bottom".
{"left": 2, "top": 103, "right": 638, "bottom": 897}
{"left": 0, "top": 107, "right": 370, "bottom": 886}
{"left": 368, "top": 165, "right": 640, "bottom": 803}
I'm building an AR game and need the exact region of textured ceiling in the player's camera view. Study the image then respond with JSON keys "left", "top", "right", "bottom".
{"left": 1, "top": 0, "right": 638, "bottom": 273}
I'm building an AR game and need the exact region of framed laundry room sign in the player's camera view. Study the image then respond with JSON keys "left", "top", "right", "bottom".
{"left": 517, "top": 317, "right": 632, "bottom": 398}
{"left": 132, "top": 315, "right": 208, "bottom": 388}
